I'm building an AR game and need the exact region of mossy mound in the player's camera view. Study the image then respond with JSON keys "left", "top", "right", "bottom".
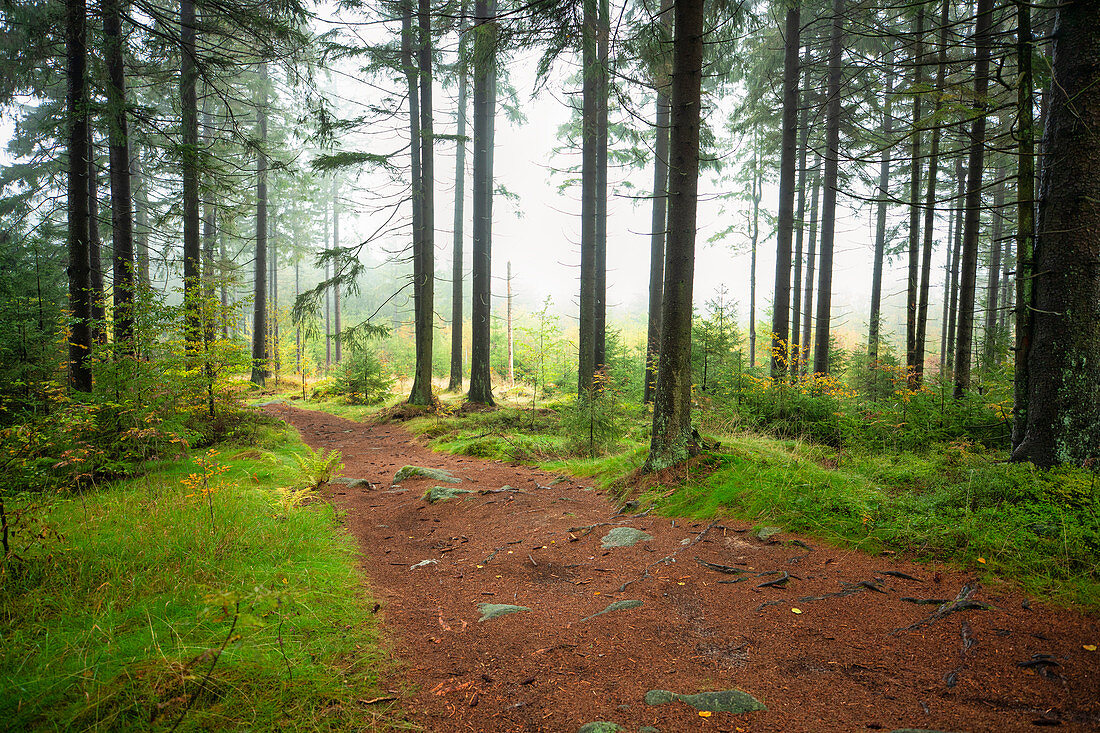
{"left": 394, "top": 465, "right": 461, "bottom": 483}
{"left": 601, "top": 527, "right": 653, "bottom": 548}
{"left": 423, "top": 486, "right": 473, "bottom": 503}
{"left": 645, "top": 688, "right": 765, "bottom": 713}
{"left": 477, "top": 603, "right": 531, "bottom": 622}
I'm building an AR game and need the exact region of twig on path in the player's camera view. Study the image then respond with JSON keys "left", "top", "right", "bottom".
{"left": 617, "top": 521, "right": 719, "bottom": 594}
{"left": 756, "top": 571, "right": 791, "bottom": 588}
{"left": 695, "top": 557, "right": 750, "bottom": 574}
{"left": 483, "top": 547, "right": 503, "bottom": 564}
{"left": 755, "top": 578, "right": 883, "bottom": 611}
{"left": 891, "top": 583, "right": 992, "bottom": 636}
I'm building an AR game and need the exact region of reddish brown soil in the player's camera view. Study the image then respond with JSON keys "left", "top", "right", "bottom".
{"left": 266, "top": 404, "right": 1100, "bottom": 733}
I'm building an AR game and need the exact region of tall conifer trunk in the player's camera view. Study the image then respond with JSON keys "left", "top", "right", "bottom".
{"left": 577, "top": 0, "right": 597, "bottom": 396}
{"left": 88, "top": 131, "right": 106, "bottom": 345}
{"left": 468, "top": 0, "right": 497, "bottom": 404}
{"left": 104, "top": 0, "right": 134, "bottom": 350}
{"left": 905, "top": 8, "right": 924, "bottom": 386}
{"left": 790, "top": 58, "right": 809, "bottom": 380}
{"left": 801, "top": 164, "right": 820, "bottom": 374}
{"left": 448, "top": 0, "right": 468, "bottom": 392}
{"left": 408, "top": 0, "right": 435, "bottom": 405}
{"left": 868, "top": 51, "right": 894, "bottom": 363}
{"left": 645, "top": 0, "right": 704, "bottom": 471}
{"left": 770, "top": 3, "right": 799, "bottom": 378}
{"left": 180, "top": 0, "right": 201, "bottom": 346}
{"left": 66, "top": 0, "right": 92, "bottom": 391}
{"left": 1012, "top": 0, "right": 1100, "bottom": 466}
{"left": 1012, "top": 0, "right": 1036, "bottom": 449}
{"left": 953, "top": 0, "right": 995, "bottom": 398}
{"left": 250, "top": 64, "right": 268, "bottom": 387}
{"left": 812, "top": 0, "right": 843, "bottom": 375}
{"left": 332, "top": 178, "right": 342, "bottom": 363}
{"left": 593, "top": 0, "right": 609, "bottom": 373}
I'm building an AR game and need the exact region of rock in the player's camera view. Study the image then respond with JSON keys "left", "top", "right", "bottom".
{"left": 330, "top": 477, "right": 372, "bottom": 490}
{"left": 577, "top": 724, "right": 624, "bottom": 733}
{"left": 581, "top": 599, "right": 644, "bottom": 622}
{"left": 753, "top": 526, "right": 783, "bottom": 541}
{"left": 477, "top": 603, "right": 531, "bottom": 622}
{"left": 394, "top": 465, "right": 461, "bottom": 483}
{"left": 424, "top": 486, "right": 473, "bottom": 503}
{"left": 639, "top": 727, "right": 660, "bottom": 733}
{"left": 601, "top": 527, "right": 654, "bottom": 548}
{"left": 410, "top": 559, "right": 437, "bottom": 569}
{"left": 645, "top": 688, "right": 765, "bottom": 714}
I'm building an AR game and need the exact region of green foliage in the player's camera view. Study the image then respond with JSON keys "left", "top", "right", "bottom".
{"left": 0, "top": 433, "right": 398, "bottom": 731}
{"left": 327, "top": 345, "right": 394, "bottom": 405}
{"left": 554, "top": 375, "right": 630, "bottom": 459}
{"left": 292, "top": 445, "right": 344, "bottom": 489}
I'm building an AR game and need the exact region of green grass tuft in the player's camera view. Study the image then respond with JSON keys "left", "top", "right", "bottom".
{"left": 1, "top": 425, "right": 403, "bottom": 731}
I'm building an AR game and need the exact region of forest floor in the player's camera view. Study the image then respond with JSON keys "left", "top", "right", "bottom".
{"left": 265, "top": 403, "right": 1099, "bottom": 733}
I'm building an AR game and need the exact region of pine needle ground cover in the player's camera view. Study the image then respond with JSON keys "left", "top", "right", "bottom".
{"left": 0, "top": 426, "right": 400, "bottom": 731}
{"left": 399, "top": 401, "right": 1100, "bottom": 609}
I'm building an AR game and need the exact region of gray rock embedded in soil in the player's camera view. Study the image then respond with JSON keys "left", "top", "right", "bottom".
{"left": 753, "top": 526, "right": 783, "bottom": 541}
{"left": 639, "top": 727, "right": 660, "bottom": 733}
{"left": 394, "top": 465, "right": 461, "bottom": 483}
{"left": 581, "top": 599, "right": 644, "bottom": 622}
{"left": 477, "top": 603, "right": 531, "bottom": 622}
{"left": 645, "top": 689, "right": 765, "bottom": 713}
{"left": 423, "top": 486, "right": 473, "bottom": 503}
{"left": 577, "top": 724, "right": 624, "bottom": 733}
{"left": 330, "top": 477, "right": 372, "bottom": 490}
{"left": 601, "top": 527, "right": 654, "bottom": 548}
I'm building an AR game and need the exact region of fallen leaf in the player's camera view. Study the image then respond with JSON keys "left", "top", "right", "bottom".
{"left": 1084, "top": 644, "right": 1097, "bottom": 652}
{"left": 791, "top": 608, "right": 803, "bottom": 614}
{"left": 977, "top": 557, "right": 987, "bottom": 564}
{"left": 698, "top": 710, "right": 712, "bottom": 717}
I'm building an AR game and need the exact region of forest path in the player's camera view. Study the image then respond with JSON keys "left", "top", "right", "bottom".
{"left": 266, "top": 403, "right": 1098, "bottom": 733}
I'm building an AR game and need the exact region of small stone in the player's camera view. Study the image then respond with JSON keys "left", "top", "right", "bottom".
{"left": 410, "top": 559, "right": 437, "bottom": 569}
{"left": 601, "top": 527, "right": 654, "bottom": 548}
{"left": 639, "top": 727, "right": 661, "bottom": 733}
{"left": 330, "top": 477, "right": 372, "bottom": 490}
{"left": 394, "top": 465, "right": 462, "bottom": 483}
{"left": 577, "top": 723, "right": 624, "bottom": 733}
{"left": 680, "top": 538, "right": 691, "bottom": 546}
{"left": 477, "top": 603, "right": 531, "bottom": 622}
{"left": 644, "top": 690, "right": 676, "bottom": 706}
{"left": 753, "top": 526, "right": 783, "bottom": 541}
{"left": 424, "top": 486, "right": 473, "bottom": 503}
{"left": 581, "top": 599, "right": 643, "bottom": 622}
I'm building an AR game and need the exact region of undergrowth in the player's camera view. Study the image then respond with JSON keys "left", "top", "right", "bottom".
{"left": 0, "top": 423, "right": 403, "bottom": 731}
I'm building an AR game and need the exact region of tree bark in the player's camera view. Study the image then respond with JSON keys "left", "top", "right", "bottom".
{"left": 770, "top": 3, "right": 799, "bottom": 379}
{"left": 88, "top": 130, "right": 106, "bottom": 345}
{"left": 181, "top": 0, "right": 201, "bottom": 346}
{"left": 250, "top": 63, "right": 268, "bottom": 387}
{"left": 801, "top": 163, "right": 820, "bottom": 375}
{"left": 913, "top": 0, "right": 950, "bottom": 386}
{"left": 982, "top": 170, "right": 1005, "bottom": 371}
{"left": 130, "top": 148, "right": 150, "bottom": 288}
{"left": 593, "top": 0, "right": 609, "bottom": 373}
{"left": 577, "top": 0, "right": 597, "bottom": 396}
{"left": 953, "top": 0, "right": 995, "bottom": 398}
{"left": 812, "top": 0, "right": 843, "bottom": 376}
{"left": 905, "top": 8, "right": 924, "bottom": 387}
{"left": 66, "top": 0, "right": 92, "bottom": 392}
{"left": 468, "top": 0, "right": 497, "bottom": 405}
{"left": 105, "top": 0, "right": 134, "bottom": 351}
{"left": 1011, "top": 0, "right": 1100, "bottom": 467}
{"left": 749, "top": 150, "right": 759, "bottom": 367}
{"left": 448, "top": 0, "right": 468, "bottom": 392}
{"left": 945, "top": 156, "right": 966, "bottom": 374}
{"left": 408, "top": 0, "right": 435, "bottom": 405}
{"left": 644, "top": 0, "right": 704, "bottom": 471}
{"left": 790, "top": 57, "right": 810, "bottom": 381}
{"left": 332, "top": 178, "right": 342, "bottom": 363}
{"left": 1011, "top": 0, "right": 1035, "bottom": 449}
{"left": 868, "top": 50, "right": 894, "bottom": 364}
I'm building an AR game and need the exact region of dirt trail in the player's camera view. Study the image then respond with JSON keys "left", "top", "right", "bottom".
{"left": 267, "top": 404, "right": 1099, "bottom": 733}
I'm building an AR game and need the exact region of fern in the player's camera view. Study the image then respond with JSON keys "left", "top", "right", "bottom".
{"left": 292, "top": 447, "right": 343, "bottom": 489}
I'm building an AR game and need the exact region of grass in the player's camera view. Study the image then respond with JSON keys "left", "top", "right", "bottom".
{"left": 0, "top": 421, "right": 403, "bottom": 732}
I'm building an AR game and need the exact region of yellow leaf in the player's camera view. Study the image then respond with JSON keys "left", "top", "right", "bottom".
{"left": 698, "top": 711, "right": 712, "bottom": 718}
{"left": 1084, "top": 644, "right": 1097, "bottom": 652}
{"left": 791, "top": 608, "right": 803, "bottom": 614}
{"left": 977, "top": 557, "right": 987, "bottom": 564}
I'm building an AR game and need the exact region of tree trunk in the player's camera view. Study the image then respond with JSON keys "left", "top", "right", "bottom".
{"left": 940, "top": 202, "right": 954, "bottom": 368}
{"left": 1012, "top": 0, "right": 1100, "bottom": 467}
{"left": 749, "top": 150, "right": 760, "bottom": 368}
{"left": 905, "top": 8, "right": 924, "bottom": 387}
{"left": 408, "top": 0, "right": 435, "bottom": 405}
{"left": 593, "top": 0, "right": 609, "bottom": 373}
{"left": 448, "top": 0, "right": 468, "bottom": 392}
{"left": 644, "top": 0, "right": 704, "bottom": 471}
{"left": 332, "top": 178, "right": 342, "bottom": 363}
{"left": 812, "top": 0, "right": 843, "bottom": 376}
{"left": 953, "top": 0, "right": 995, "bottom": 398}
{"left": 270, "top": 209, "right": 279, "bottom": 382}
{"left": 913, "top": 0, "right": 950, "bottom": 386}
{"left": 644, "top": 0, "right": 672, "bottom": 404}
{"left": 66, "top": 0, "right": 92, "bottom": 392}
{"left": 790, "top": 57, "right": 810, "bottom": 380}
{"left": 250, "top": 63, "right": 268, "bottom": 387}
{"left": 770, "top": 4, "right": 799, "bottom": 379}
{"left": 181, "top": 0, "right": 201, "bottom": 346}
{"left": 577, "top": 0, "right": 597, "bottom": 396}
{"left": 868, "top": 50, "right": 894, "bottom": 364}
{"left": 130, "top": 149, "right": 150, "bottom": 289}
{"left": 801, "top": 163, "right": 820, "bottom": 375}
{"left": 88, "top": 129, "right": 106, "bottom": 345}
{"left": 945, "top": 157, "right": 966, "bottom": 374}
{"left": 468, "top": 0, "right": 497, "bottom": 405}
{"left": 1011, "top": 0, "right": 1035, "bottom": 449}
{"left": 201, "top": 104, "right": 216, "bottom": 344}
{"left": 104, "top": 0, "right": 134, "bottom": 351}
{"left": 324, "top": 198, "right": 331, "bottom": 373}
{"left": 506, "top": 261, "right": 514, "bottom": 387}
{"left": 982, "top": 170, "right": 1006, "bottom": 371}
